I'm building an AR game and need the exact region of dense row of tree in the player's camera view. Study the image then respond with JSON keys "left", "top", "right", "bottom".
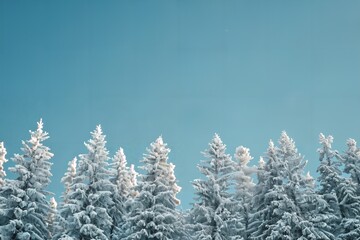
{"left": 1, "top": 120, "right": 360, "bottom": 239}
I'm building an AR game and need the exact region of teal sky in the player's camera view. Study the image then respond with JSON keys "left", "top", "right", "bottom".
{"left": 1, "top": 1, "right": 360, "bottom": 208}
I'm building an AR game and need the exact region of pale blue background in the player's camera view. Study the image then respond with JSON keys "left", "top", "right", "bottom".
{"left": 1, "top": 1, "right": 360, "bottom": 208}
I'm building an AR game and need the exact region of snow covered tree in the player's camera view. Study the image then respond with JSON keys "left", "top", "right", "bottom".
{"left": 188, "top": 134, "right": 235, "bottom": 240}
{"left": 48, "top": 197, "right": 58, "bottom": 238}
{"left": 250, "top": 132, "right": 330, "bottom": 240}
{"left": 129, "top": 164, "right": 138, "bottom": 198}
{"left": 317, "top": 133, "right": 360, "bottom": 239}
{"left": 319, "top": 134, "right": 360, "bottom": 239}
{"left": 122, "top": 136, "right": 185, "bottom": 240}
{"left": 0, "top": 142, "right": 7, "bottom": 187}
{"left": 60, "top": 125, "right": 114, "bottom": 240}
{"left": 62, "top": 158, "right": 77, "bottom": 204}
{"left": 247, "top": 157, "right": 265, "bottom": 239}
{"left": 52, "top": 158, "right": 77, "bottom": 240}
{"left": 0, "top": 119, "right": 54, "bottom": 239}
{"left": 317, "top": 134, "right": 342, "bottom": 216}
{"left": 343, "top": 138, "right": 360, "bottom": 190}
{"left": 109, "top": 147, "right": 138, "bottom": 239}
{"left": 230, "top": 146, "right": 255, "bottom": 240}
{"left": 0, "top": 141, "right": 8, "bottom": 226}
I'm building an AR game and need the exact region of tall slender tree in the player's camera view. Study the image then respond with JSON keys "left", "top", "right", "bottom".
{"left": 122, "top": 136, "right": 184, "bottom": 240}
{"left": 0, "top": 142, "right": 7, "bottom": 187}
{"left": 48, "top": 197, "right": 58, "bottom": 238}
{"left": 250, "top": 132, "right": 330, "bottom": 240}
{"left": 53, "top": 158, "right": 77, "bottom": 240}
{"left": 0, "top": 141, "right": 8, "bottom": 226}
{"left": 61, "top": 125, "right": 114, "bottom": 240}
{"left": 109, "top": 147, "right": 138, "bottom": 239}
{"left": 231, "top": 146, "right": 255, "bottom": 240}
{"left": 188, "top": 134, "right": 235, "bottom": 240}
{"left": 0, "top": 119, "right": 54, "bottom": 239}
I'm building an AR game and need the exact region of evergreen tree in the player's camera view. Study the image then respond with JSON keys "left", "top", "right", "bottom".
{"left": 53, "top": 158, "right": 77, "bottom": 240}
{"left": 338, "top": 138, "right": 360, "bottom": 239}
{"left": 188, "top": 134, "right": 235, "bottom": 240}
{"left": 0, "top": 141, "right": 8, "bottom": 226}
{"left": 317, "top": 134, "right": 342, "bottom": 217}
{"left": 61, "top": 125, "right": 114, "bottom": 240}
{"left": 250, "top": 132, "right": 327, "bottom": 240}
{"left": 231, "top": 146, "right": 255, "bottom": 240}
{"left": 0, "top": 119, "right": 54, "bottom": 239}
{"left": 109, "top": 147, "right": 137, "bottom": 239}
{"left": 122, "top": 136, "right": 184, "bottom": 240}
{"left": 62, "top": 158, "right": 77, "bottom": 204}
{"left": 0, "top": 142, "right": 7, "bottom": 187}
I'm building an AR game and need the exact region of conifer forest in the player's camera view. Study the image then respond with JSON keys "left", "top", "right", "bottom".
{"left": 1, "top": 120, "right": 360, "bottom": 240}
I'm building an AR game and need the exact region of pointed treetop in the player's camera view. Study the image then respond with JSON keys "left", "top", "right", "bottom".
{"left": 305, "top": 171, "right": 313, "bottom": 181}
{"left": 50, "top": 197, "right": 57, "bottom": 209}
{"left": 38, "top": 118, "right": 44, "bottom": 131}
{"left": 279, "top": 131, "right": 296, "bottom": 154}
{"left": 156, "top": 135, "right": 164, "bottom": 145}
{"left": 213, "top": 133, "right": 222, "bottom": 144}
{"left": 115, "top": 147, "right": 127, "bottom": 164}
{"left": 347, "top": 138, "right": 357, "bottom": 150}
{"left": 319, "top": 133, "right": 333, "bottom": 148}
{"left": 147, "top": 136, "right": 170, "bottom": 159}
{"left": 95, "top": 124, "right": 103, "bottom": 135}
{"left": 258, "top": 156, "right": 265, "bottom": 169}
{"left": 235, "top": 146, "right": 253, "bottom": 165}
{"left": 280, "top": 131, "right": 289, "bottom": 141}
{"left": 62, "top": 157, "right": 77, "bottom": 184}
{"left": 268, "top": 140, "right": 275, "bottom": 154}
{"left": 305, "top": 171, "right": 315, "bottom": 188}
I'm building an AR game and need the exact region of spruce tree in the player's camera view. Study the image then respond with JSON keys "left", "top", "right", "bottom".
{"left": 0, "top": 119, "right": 54, "bottom": 239}
{"left": 338, "top": 138, "right": 360, "bottom": 239}
{"left": 53, "top": 158, "right": 77, "bottom": 240}
{"left": 250, "top": 132, "right": 328, "bottom": 240}
{"left": 231, "top": 146, "right": 255, "bottom": 240}
{"left": 61, "top": 125, "right": 114, "bottom": 240}
{"left": 316, "top": 133, "right": 360, "bottom": 238}
{"left": 0, "top": 142, "right": 7, "bottom": 187}
{"left": 109, "top": 147, "right": 137, "bottom": 239}
{"left": 48, "top": 197, "right": 58, "bottom": 238}
{"left": 0, "top": 142, "right": 8, "bottom": 226}
{"left": 188, "top": 134, "right": 235, "bottom": 240}
{"left": 122, "top": 136, "right": 184, "bottom": 240}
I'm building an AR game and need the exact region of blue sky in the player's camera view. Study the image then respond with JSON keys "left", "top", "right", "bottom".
{"left": 1, "top": 1, "right": 360, "bottom": 208}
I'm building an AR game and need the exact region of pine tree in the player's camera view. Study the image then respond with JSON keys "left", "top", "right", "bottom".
{"left": 0, "top": 141, "right": 8, "bottom": 226}
{"left": 122, "top": 136, "right": 185, "bottom": 240}
{"left": 53, "top": 158, "right": 77, "bottom": 240}
{"left": 0, "top": 142, "right": 7, "bottom": 187}
{"left": 250, "top": 132, "right": 329, "bottom": 240}
{"left": 0, "top": 119, "right": 54, "bottom": 239}
{"left": 316, "top": 133, "right": 360, "bottom": 239}
{"left": 338, "top": 138, "right": 360, "bottom": 239}
{"left": 61, "top": 125, "right": 114, "bottom": 240}
{"left": 109, "top": 147, "right": 138, "bottom": 239}
{"left": 231, "top": 146, "right": 255, "bottom": 240}
{"left": 343, "top": 138, "right": 360, "bottom": 193}
{"left": 188, "top": 134, "right": 235, "bottom": 240}
{"left": 317, "top": 134, "right": 342, "bottom": 216}
{"left": 62, "top": 158, "right": 77, "bottom": 204}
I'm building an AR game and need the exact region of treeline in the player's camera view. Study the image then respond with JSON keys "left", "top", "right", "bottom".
{"left": 1, "top": 120, "right": 360, "bottom": 239}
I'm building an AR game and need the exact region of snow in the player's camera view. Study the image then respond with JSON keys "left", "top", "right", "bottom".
{"left": 2, "top": 123, "right": 360, "bottom": 239}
